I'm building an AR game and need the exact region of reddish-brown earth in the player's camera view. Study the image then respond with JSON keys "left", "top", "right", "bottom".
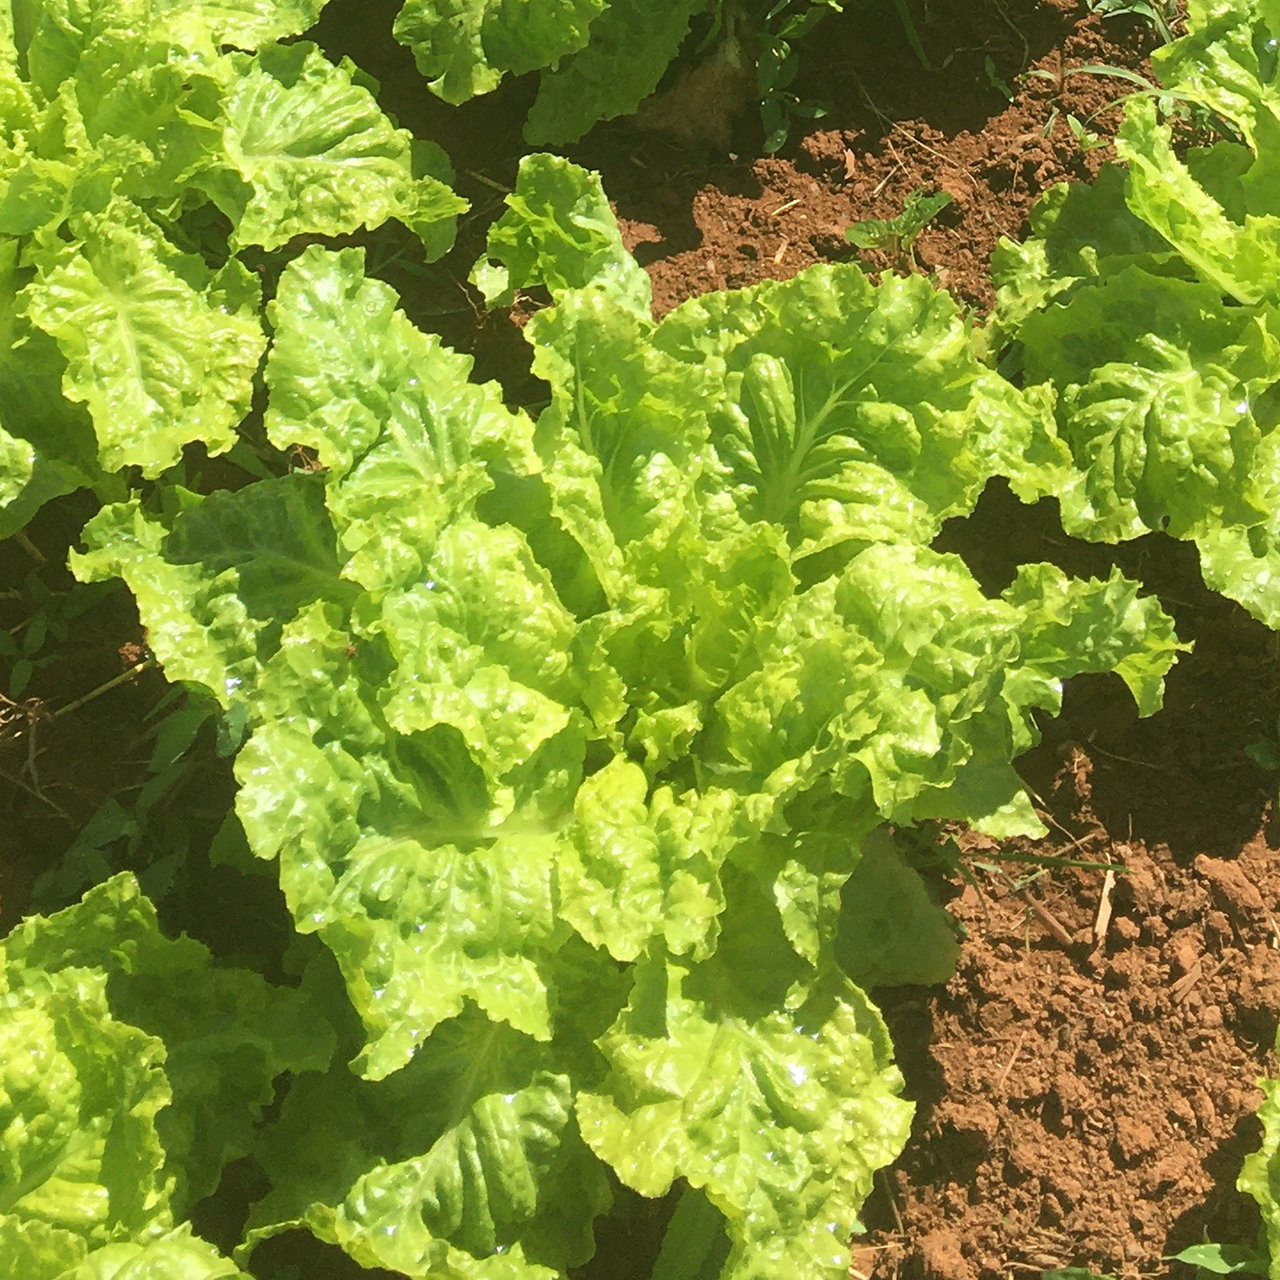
{"left": 3, "top": 1, "right": 1278, "bottom": 1277}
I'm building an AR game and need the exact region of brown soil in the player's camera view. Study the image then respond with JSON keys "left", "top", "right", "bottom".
{"left": 6, "top": 1, "right": 1280, "bottom": 1277}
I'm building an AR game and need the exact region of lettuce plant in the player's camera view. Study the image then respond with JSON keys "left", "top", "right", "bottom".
{"left": 990, "top": 0, "right": 1280, "bottom": 628}
{"left": 0, "top": 873, "right": 331, "bottom": 1279}
{"left": 0, "top": 0, "right": 465, "bottom": 538}
{"left": 70, "top": 156, "right": 1186, "bottom": 1279}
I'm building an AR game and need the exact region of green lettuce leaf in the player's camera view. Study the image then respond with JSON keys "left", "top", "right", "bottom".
{"left": 21, "top": 198, "right": 265, "bottom": 476}
{"left": 0, "top": 5, "right": 467, "bottom": 534}
{"left": 235, "top": 598, "right": 577, "bottom": 1079}
{"left": 264, "top": 244, "right": 536, "bottom": 593}
{"left": 12, "top": 0, "right": 320, "bottom": 88}
{"left": 988, "top": 163, "right": 1176, "bottom": 347}
{"left": 149, "top": 0, "right": 327, "bottom": 48}
{"left": 993, "top": 0, "right": 1280, "bottom": 627}
{"left": 471, "top": 152, "right": 651, "bottom": 313}
{"left": 73, "top": 206, "right": 1186, "bottom": 1278}
{"left": 2, "top": 873, "right": 333, "bottom": 1213}
{"left": 1002, "top": 561, "right": 1187, "bottom": 718}
{"left": 706, "top": 543, "right": 1185, "bottom": 840}
{"left": 1197, "top": 455, "right": 1280, "bottom": 628}
{"left": 835, "top": 828, "right": 960, "bottom": 989}
{"left": 1017, "top": 264, "right": 1278, "bottom": 543}
{"left": 73, "top": 473, "right": 345, "bottom": 705}
{"left": 0, "top": 242, "right": 97, "bottom": 535}
{"left": 198, "top": 42, "right": 465, "bottom": 254}
{"left": 578, "top": 945, "right": 911, "bottom": 1279}
{"left": 394, "top": 0, "right": 604, "bottom": 103}
{"left": 524, "top": 0, "right": 703, "bottom": 144}
{"left": 654, "top": 265, "right": 1059, "bottom": 560}
{"left": 244, "top": 1007, "right": 610, "bottom": 1278}
{"left": 1147, "top": 0, "right": 1280, "bottom": 214}
{"left": 0, "top": 1224, "right": 254, "bottom": 1280}
{"left": 1239, "top": 1027, "right": 1280, "bottom": 1279}
{"left": 558, "top": 758, "right": 736, "bottom": 963}
{"left": 0, "top": 1218, "right": 87, "bottom": 1280}
{"left": 70, "top": 26, "right": 226, "bottom": 202}
{"left": 523, "top": 282, "right": 715, "bottom": 596}
{"left": 0, "top": 978, "right": 170, "bottom": 1244}
{"left": 1118, "top": 94, "right": 1280, "bottom": 307}
{"left": 0, "top": 877, "right": 321, "bottom": 1276}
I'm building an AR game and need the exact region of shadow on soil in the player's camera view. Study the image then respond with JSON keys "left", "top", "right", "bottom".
{"left": 937, "top": 481, "right": 1280, "bottom": 864}
{"left": 1164, "top": 1111, "right": 1266, "bottom": 1266}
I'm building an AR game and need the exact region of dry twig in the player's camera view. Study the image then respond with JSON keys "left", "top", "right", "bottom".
{"left": 1017, "top": 886, "right": 1074, "bottom": 947}
{"left": 1093, "top": 867, "right": 1117, "bottom": 948}
{"left": 995, "top": 1029, "right": 1030, "bottom": 1091}
{"left": 876, "top": 1168, "right": 905, "bottom": 1236}
{"left": 1170, "top": 956, "right": 1222, "bottom": 1004}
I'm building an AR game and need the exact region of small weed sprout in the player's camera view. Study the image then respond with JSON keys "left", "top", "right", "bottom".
{"left": 1088, "top": 0, "right": 1181, "bottom": 45}
{"left": 845, "top": 187, "right": 954, "bottom": 272}
{"left": 754, "top": 0, "right": 842, "bottom": 151}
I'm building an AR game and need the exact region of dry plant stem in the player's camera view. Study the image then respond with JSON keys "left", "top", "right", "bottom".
{"left": 989, "top": 0, "right": 1030, "bottom": 67}
{"left": 1093, "top": 866, "right": 1117, "bottom": 947}
{"left": 464, "top": 168, "right": 512, "bottom": 194}
{"left": 876, "top": 1168, "right": 906, "bottom": 1236}
{"left": 53, "top": 659, "right": 153, "bottom": 719}
{"left": 0, "top": 662, "right": 151, "bottom": 811}
{"left": 1170, "top": 956, "right": 1222, "bottom": 1004}
{"left": 13, "top": 530, "right": 46, "bottom": 565}
{"left": 1085, "top": 738, "right": 1162, "bottom": 769}
{"left": 1267, "top": 909, "right": 1280, "bottom": 951}
{"left": 0, "top": 688, "right": 49, "bottom": 752}
{"left": 1020, "top": 890, "right": 1074, "bottom": 946}
{"left": 0, "top": 762, "right": 71, "bottom": 819}
{"left": 1028, "top": 787, "right": 1108, "bottom": 855}
{"left": 1003, "top": 869, "right": 1075, "bottom": 946}
{"left": 853, "top": 75, "right": 979, "bottom": 192}
{"left": 0, "top": 691, "right": 57, "bottom": 809}
{"left": 995, "top": 1028, "right": 1030, "bottom": 1090}
{"left": 871, "top": 160, "right": 904, "bottom": 197}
